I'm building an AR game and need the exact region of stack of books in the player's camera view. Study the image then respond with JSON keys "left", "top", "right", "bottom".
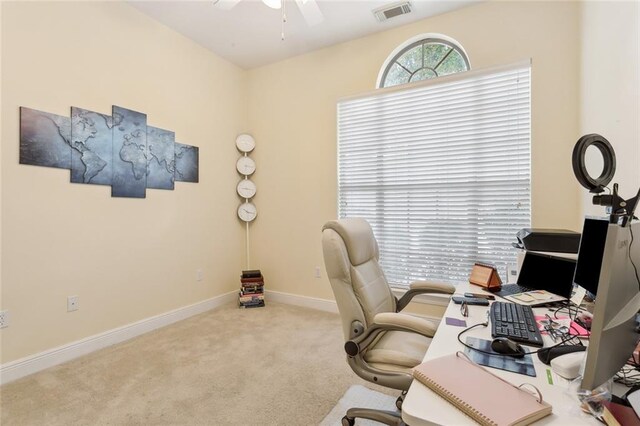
{"left": 239, "top": 269, "right": 265, "bottom": 309}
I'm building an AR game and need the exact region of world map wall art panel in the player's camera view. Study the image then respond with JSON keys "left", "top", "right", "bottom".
{"left": 19, "top": 106, "right": 199, "bottom": 198}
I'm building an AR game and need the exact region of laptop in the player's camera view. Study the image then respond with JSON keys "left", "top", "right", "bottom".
{"left": 491, "top": 252, "right": 576, "bottom": 306}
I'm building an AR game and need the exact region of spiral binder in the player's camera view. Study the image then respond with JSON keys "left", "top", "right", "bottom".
{"left": 412, "top": 352, "right": 551, "bottom": 426}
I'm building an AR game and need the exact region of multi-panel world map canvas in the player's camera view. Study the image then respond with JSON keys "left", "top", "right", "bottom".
{"left": 20, "top": 106, "right": 199, "bottom": 198}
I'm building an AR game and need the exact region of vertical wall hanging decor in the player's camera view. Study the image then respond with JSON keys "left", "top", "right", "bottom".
{"left": 111, "top": 106, "right": 148, "bottom": 198}
{"left": 235, "top": 134, "right": 257, "bottom": 269}
{"left": 19, "top": 106, "right": 199, "bottom": 198}
{"left": 175, "top": 143, "right": 199, "bottom": 183}
{"left": 20, "top": 108, "right": 71, "bottom": 169}
{"left": 146, "top": 127, "right": 176, "bottom": 190}
{"left": 70, "top": 107, "right": 113, "bottom": 186}
{"left": 235, "top": 133, "right": 264, "bottom": 308}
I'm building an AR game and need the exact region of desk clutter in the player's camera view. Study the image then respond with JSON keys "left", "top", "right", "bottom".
{"left": 239, "top": 269, "right": 265, "bottom": 308}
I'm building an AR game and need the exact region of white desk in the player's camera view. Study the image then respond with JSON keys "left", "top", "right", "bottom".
{"left": 401, "top": 284, "right": 600, "bottom": 425}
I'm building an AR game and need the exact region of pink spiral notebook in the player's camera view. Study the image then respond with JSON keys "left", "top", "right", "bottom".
{"left": 412, "top": 352, "right": 552, "bottom": 426}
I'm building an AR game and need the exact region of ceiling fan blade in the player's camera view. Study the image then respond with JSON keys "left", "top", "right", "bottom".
{"left": 294, "top": 0, "right": 324, "bottom": 27}
{"left": 213, "top": 0, "right": 242, "bottom": 11}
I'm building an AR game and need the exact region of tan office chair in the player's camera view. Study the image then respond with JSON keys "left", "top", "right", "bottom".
{"left": 322, "top": 218, "right": 455, "bottom": 426}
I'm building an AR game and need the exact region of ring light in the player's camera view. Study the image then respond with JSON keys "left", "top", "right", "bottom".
{"left": 571, "top": 134, "right": 616, "bottom": 194}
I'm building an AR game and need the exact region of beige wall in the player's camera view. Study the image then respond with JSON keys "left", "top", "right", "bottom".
{"left": 1, "top": 2, "right": 247, "bottom": 363}
{"left": 246, "top": 1, "right": 582, "bottom": 301}
{"left": 580, "top": 1, "right": 640, "bottom": 219}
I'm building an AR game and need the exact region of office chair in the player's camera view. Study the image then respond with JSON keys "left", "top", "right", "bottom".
{"left": 321, "top": 218, "right": 455, "bottom": 426}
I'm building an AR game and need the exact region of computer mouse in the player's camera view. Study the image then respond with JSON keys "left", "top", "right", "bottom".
{"left": 491, "top": 337, "right": 526, "bottom": 358}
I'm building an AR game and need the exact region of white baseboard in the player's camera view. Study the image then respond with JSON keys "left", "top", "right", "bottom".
{"left": 266, "top": 290, "right": 338, "bottom": 313}
{"left": 1, "top": 289, "right": 443, "bottom": 384}
{"left": 0, "top": 291, "right": 237, "bottom": 385}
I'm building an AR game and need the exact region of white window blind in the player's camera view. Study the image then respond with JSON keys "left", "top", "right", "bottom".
{"left": 337, "top": 61, "right": 531, "bottom": 287}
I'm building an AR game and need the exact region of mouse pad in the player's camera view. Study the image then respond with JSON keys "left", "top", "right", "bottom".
{"left": 464, "top": 337, "right": 536, "bottom": 377}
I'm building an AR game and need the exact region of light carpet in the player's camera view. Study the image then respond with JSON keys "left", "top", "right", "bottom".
{"left": 319, "top": 385, "right": 398, "bottom": 426}
{"left": 1, "top": 302, "right": 396, "bottom": 425}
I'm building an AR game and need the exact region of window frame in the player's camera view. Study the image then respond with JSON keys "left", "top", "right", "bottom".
{"left": 377, "top": 34, "right": 471, "bottom": 89}
{"left": 339, "top": 60, "right": 532, "bottom": 288}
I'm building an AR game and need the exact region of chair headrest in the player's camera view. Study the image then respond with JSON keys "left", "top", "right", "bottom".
{"left": 322, "top": 218, "right": 377, "bottom": 266}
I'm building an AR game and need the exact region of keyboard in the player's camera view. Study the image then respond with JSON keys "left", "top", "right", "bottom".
{"left": 490, "top": 302, "right": 543, "bottom": 347}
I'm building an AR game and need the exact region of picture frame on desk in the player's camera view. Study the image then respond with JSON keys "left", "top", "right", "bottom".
{"left": 469, "top": 262, "right": 502, "bottom": 290}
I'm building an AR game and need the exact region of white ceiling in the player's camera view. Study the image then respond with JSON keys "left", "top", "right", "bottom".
{"left": 130, "top": 0, "right": 479, "bottom": 69}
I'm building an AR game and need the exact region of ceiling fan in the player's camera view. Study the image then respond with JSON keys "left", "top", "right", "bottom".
{"left": 213, "top": 0, "right": 324, "bottom": 39}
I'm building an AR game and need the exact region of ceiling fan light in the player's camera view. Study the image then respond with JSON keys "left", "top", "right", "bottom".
{"left": 262, "top": 0, "right": 281, "bottom": 9}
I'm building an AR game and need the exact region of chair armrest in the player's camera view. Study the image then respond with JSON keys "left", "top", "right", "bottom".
{"left": 396, "top": 280, "right": 455, "bottom": 311}
{"left": 373, "top": 312, "right": 438, "bottom": 337}
{"left": 344, "top": 312, "right": 438, "bottom": 357}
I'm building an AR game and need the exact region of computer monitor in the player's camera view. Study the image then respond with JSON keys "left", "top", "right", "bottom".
{"left": 517, "top": 252, "right": 576, "bottom": 298}
{"left": 580, "top": 220, "right": 640, "bottom": 390}
{"left": 573, "top": 217, "right": 610, "bottom": 296}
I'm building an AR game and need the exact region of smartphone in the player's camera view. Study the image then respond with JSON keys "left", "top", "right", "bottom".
{"left": 464, "top": 292, "right": 495, "bottom": 300}
{"left": 452, "top": 296, "right": 490, "bottom": 306}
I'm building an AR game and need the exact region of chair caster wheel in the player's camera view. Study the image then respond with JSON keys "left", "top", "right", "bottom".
{"left": 396, "top": 391, "right": 406, "bottom": 410}
{"left": 342, "top": 416, "right": 355, "bottom": 426}
{"left": 396, "top": 396, "right": 403, "bottom": 410}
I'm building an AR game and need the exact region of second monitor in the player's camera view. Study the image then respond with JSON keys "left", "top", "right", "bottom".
{"left": 580, "top": 220, "right": 640, "bottom": 390}
{"left": 573, "top": 217, "right": 609, "bottom": 296}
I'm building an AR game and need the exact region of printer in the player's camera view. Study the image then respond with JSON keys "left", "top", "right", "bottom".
{"left": 514, "top": 228, "right": 581, "bottom": 254}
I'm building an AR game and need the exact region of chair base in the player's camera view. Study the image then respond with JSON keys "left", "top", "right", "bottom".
{"left": 343, "top": 407, "right": 406, "bottom": 426}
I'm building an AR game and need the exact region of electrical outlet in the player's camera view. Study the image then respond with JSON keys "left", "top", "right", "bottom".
{"left": 196, "top": 269, "right": 203, "bottom": 282}
{"left": 315, "top": 266, "right": 321, "bottom": 279}
{"left": 67, "top": 296, "right": 79, "bottom": 312}
{"left": 0, "top": 310, "right": 9, "bottom": 328}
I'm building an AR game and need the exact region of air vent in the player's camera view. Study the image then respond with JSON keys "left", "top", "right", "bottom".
{"left": 373, "top": 1, "right": 412, "bottom": 22}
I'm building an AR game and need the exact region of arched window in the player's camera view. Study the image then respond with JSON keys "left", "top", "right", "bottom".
{"left": 378, "top": 35, "right": 470, "bottom": 88}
